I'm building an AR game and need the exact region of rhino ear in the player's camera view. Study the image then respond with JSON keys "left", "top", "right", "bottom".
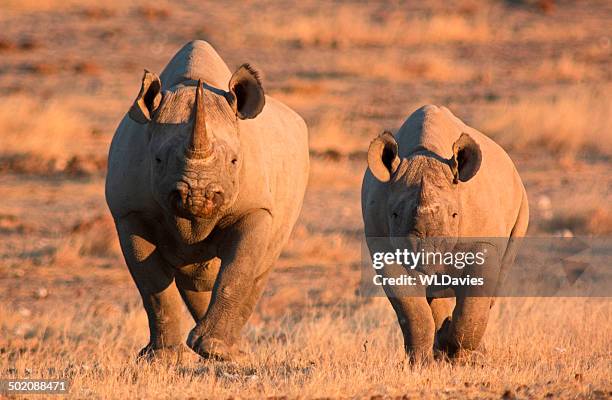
{"left": 128, "top": 70, "right": 162, "bottom": 124}
{"left": 226, "top": 63, "right": 265, "bottom": 120}
{"left": 368, "top": 131, "right": 400, "bottom": 183}
{"left": 450, "top": 133, "right": 482, "bottom": 183}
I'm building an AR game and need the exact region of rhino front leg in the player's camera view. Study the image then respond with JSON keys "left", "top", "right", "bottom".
{"left": 116, "top": 217, "right": 185, "bottom": 361}
{"left": 388, "top": 296, "right": 436, "bottom": 362}
{"left": 382, "top": 264, "right": 435, "bottom": 362}
{"left": 437, "top": 243, "right": 500, "bottom": 359}
{"left": 187, "top": 209, "right": 272, "bottom": 360}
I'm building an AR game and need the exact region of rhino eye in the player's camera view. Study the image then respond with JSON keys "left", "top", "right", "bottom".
{"left": 155, "top": 156, "right": 162, "bottom": 164}
{"left": 392, "top": 212, "right": 399, "bottom": 219}
{"left": 452, "top": 212, "right": 458, "bottom": 218}
{"left": 231, "top": 158, "right": 238, "bottom": 165}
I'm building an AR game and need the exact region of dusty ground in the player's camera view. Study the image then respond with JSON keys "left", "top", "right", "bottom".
{"left": 0, "top": 0, "right": 610, "bottom": 398}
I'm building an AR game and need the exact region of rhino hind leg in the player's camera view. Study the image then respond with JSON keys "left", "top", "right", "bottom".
{"left": 428, "top": 297, "right": 455, "bottom": 331}
{"left": 177, "top": 286, "right": 212, "bottom": 322}
{"left": 428, "top": 297, "right": 455, "bottom": 358}
{"left": 437, "top": 296, "right": 491, "bottom": 360}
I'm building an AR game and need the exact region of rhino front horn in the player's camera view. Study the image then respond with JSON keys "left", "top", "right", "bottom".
{"left": 186, "top": 80, "right": 215, "bottom": 159}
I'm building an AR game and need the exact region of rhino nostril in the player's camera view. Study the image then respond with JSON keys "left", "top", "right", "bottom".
{"left": 169, "top": 189, "right": 186, "bottom": 210}
{"left": 205, "top": 185, "right": 224, "bottom": 200}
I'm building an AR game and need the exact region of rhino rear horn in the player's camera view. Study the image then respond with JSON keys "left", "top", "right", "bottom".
{"left": 225, "top": 63, "right": 265, "bottom": 120}
{"left": 449, "top": 133, "right": 482, "bottom": 183}
{"left": 128, "top": 70, "right": 162, "bottom": 124}
{"left": 368, "top": 131, "right": 400, "bottom": 183}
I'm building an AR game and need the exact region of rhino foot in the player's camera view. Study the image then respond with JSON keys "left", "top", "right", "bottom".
{"left": 186, "top": 331, "right": 243, "bottom": 361}
{"left": 136, "top": 343, "right": 187, "bottom": 364}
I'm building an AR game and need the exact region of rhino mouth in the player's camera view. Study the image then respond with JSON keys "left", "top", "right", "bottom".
{"left": 169, "top": 184, "right": 224, "bottom": 219}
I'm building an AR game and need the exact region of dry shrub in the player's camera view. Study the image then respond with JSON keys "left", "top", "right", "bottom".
{"left": 476, "top": 86, "right": 612, "bottom": 156}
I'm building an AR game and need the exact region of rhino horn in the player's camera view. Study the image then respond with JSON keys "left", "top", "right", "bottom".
{"left": 187, "top": 80, "right": 215, "bottom": 159}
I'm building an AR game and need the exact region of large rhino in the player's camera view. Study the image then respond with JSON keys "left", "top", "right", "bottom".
{"left": 361, "top": 105, "right": 529, "bottom": 361}
{"left": 105, "top": 41, "right": 309, "bottom": 360}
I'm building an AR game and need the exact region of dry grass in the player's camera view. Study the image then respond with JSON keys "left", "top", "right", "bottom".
{"left": 284, "top": 224, "right": 359, "bottom": 264}
{"left": 256, "top": 6, "right": 494, "bottom": 48}
{"left": 1, "top": 298, "right": 609, "bottom": 398}
{"left": 309, "top": 113, "right": 367, "bottom": 156}
{"left": 254, "top": 3, "right": 591, "bottom": 49}
{"left": 53, "top": 214, "right": 121, "bottom": 265}
{"left": 0, "top": 0, "right": 169, "bottom": 13}
{"left": 343, "top": 52, "right": 476, "bottom": 83}
{"left": 542, "top": 206, "right": 612, "bottom": 236}
{"left": 476, "top": 85, "right": 612, "bottom": 156}
{"left": 0, "top": 95, "right": 108, "bottom": 175}
{"left": 517, "top": 53, "right": 601, "bottom": 83}
{"left": 0, "top": 0, "right": 85, "bottom": 12}
{"left": 0, "top": 95, "right": 92, "bottom": 159}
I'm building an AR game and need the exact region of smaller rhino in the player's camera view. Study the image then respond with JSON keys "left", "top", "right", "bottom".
{"left": 361, "top": 105, "right": 529, "bottom": 361}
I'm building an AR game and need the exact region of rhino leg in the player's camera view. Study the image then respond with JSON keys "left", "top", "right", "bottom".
{"left": 428, "top": 297, "right": 455, "bottom": 331}
{"left": 187, "top": 210, "right": 272, "bottom": 361}
{"left": 437, "top": 244, "right": 500, "bottom": 359}
{"left": 428, "top": 297, "right": 455, "bottom": 357}
{"left": 379, "top": 262, "right": 435, "bottom": 362}
{"left": 387, "top": 295, "right": 435, "bottom": 362}
{"left": 177, "top": 288, "right": 211, "bottom": 322}
{"left": 116, "top": 217, "right": 185, "bottom": 361}
{"left": 439, "top": 296, "right": 491, "bottom": 360}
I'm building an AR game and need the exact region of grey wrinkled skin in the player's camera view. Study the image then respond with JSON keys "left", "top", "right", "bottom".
{"left": 361, "top": 105, "right": 529, "bottom": 362}
{"left": 105, "top": 41, "right": 309, "bottom": 361}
